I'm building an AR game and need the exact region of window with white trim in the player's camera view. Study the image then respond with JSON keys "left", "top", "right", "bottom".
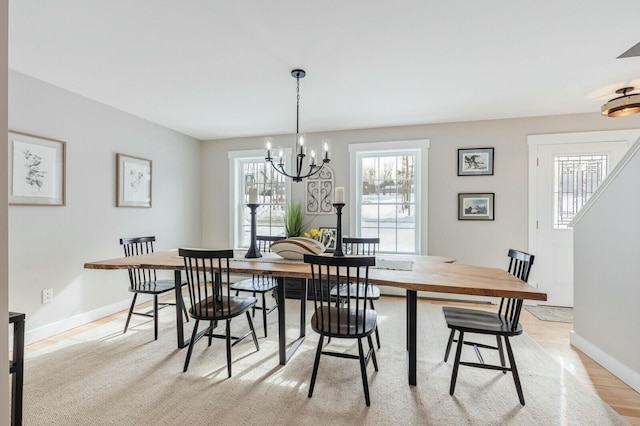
{"left": 229, "top": 150, "right": 289, "bottom": 248}
{"left": 351, "top": 142, "right": 424, "bottom": 254}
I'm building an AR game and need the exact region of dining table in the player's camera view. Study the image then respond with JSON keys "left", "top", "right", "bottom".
{"left": 84, "top": 249, "right": 546, "bottom": 386}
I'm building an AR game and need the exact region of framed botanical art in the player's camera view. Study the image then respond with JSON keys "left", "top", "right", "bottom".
{"left": 116, "top": 153, "right": 152, "bottom": 208}
{"left": 8, "top": 130, "right": 66, "bottom": 206}
{"left": 458, "top": 147, "right": 494, "bottom": 176}
{"left": 319, "top": 227, "right": 338, "bottom": 252}
{"left": 458, "top": 193, "right": 494, "bottom": 221}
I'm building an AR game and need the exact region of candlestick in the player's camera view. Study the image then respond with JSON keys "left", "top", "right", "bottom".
{"left": 245, "top": 204, "right": 262, "bottom": 258}
{"left": 248, "top": 187, "right": 258, "bottom": 204}
{"left": 335, "top": 187, "right": 345, "bottom": 204}
{"left": 333, "top": 203, "right": 345, "bottom": 257}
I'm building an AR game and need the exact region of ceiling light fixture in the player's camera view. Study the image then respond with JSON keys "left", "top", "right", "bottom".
{"left": 265, "top": 69, "right": 330, "bottom": 182}
{"left": 601, "top": 87, "right": 640, "bottom": 117}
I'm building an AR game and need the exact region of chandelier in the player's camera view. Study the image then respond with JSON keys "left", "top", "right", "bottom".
{"left": 265, "top": 69, "right": 330, "bottom": 182}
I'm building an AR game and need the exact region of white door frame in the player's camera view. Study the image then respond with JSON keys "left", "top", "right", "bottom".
{"left": 527, "top": 129, "right": 640, "bottom": 294}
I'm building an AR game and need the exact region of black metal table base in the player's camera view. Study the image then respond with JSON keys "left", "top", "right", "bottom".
{"left": 406, "top": 289, "right": 417, "bottom": 386}
{"left": 278, "top": 276, "right": 306, "bottom": 364}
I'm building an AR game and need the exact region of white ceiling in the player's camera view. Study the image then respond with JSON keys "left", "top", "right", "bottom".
{"left": 8, "top": 1, "right": 640, "bottom": 140}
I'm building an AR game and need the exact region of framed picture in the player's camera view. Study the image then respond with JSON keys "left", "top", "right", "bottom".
{"left": 458, "top": 147, "right": 494, "bottom": 176}
{"left": 319, "top": 227, "right": 338, "bottom": 252}
{"left": 458, "top": 193, "right": 494, "bottom": 221}
{"left": 8, "top": 130, "right": 66, "bottom": 206}
{"left": 116, "top": 153, "right": 152, "bottom": 208}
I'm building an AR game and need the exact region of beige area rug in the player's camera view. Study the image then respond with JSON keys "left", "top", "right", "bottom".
{"left": 21, "top": 297, "right": 625, "bottom": 425}
{"left": 524, "top": 305, "right": 574, "bottom": 323}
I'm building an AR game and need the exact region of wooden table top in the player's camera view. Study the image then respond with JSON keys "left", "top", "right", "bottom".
{"left": 85, "top": 249, "right": 546, "bottom": 301}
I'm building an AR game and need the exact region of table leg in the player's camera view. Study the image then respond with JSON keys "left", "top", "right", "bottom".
{"left": 278, "top": 277, "right": 307, "bottom": 365}
{"left": 174, "top": 270, "right": 188, "bottom": 349}
{"left": 407, "top": 289, "right": 417, "bottom": 386}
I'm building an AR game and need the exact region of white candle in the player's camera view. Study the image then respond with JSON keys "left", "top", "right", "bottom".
{"left": 309, "top": 149, "right": 316, "bottom": 167}
{"left": 248, "top": 188, "right": 258, "bottom": 204}
{"left": 335, "top": 187, "right": 345, "bottom": 204}
{"left": 322, "top": 140, "right": 330, "bottom": 161}
{"left": 265, "top": 138, "right": 272, "bottom": 160}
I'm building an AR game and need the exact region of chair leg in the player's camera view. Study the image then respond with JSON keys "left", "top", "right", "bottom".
{"left": 246, "top": 311, "right": 260, "bottom": 351}
{"left": 504, "top": 336, "right": 525, "bottom": 405}
{"left": 308, "top": 335, "right": 324, "bottom": 398}
{"left": 367, "top": 335, "right": 378, "bottom": 371}
{"left": 368, "top": 299, "right": 381, "bottom": 349}
{"left": 449, "top": 330, "right": 464, "bottom": 396}
{"left": 252, "top": 291, "right": 257, "bottom": 317}
{"left": 497, "top": 336, "right": 506, "bottom": 374}
{"left": 225, "top": 319, "right": 232, "bottom": 378}
{"left": 123, "top": 293, "right": 138, "bottom": 334}
{"left": 262, "top": 292, "right": 268, "bottom": 337}
{"left": 153, "top": 295, "right": 159, "bottom": 340}
{"left": 183, "top": 319, "right": 200, "bottom": 372}
{"left": 358, "top": 338, "right": 371, "bottom": 406}
{"left": 182, "top": 297, "right": 189, "bottom": 323}
{"left": 444, "top": 329, "right": 455, "bottom": 362}
{"left": 208, "top": 320, "right": 214, "bottom": 346}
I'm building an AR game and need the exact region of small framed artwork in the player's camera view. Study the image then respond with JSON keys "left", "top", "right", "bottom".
{"left": 116, "top": 153, "right": 152, "bottom": 208}
{"left": 319, "top": 227, "right": 338, "bottom": 252}
{"left": 458, "top": 147, "right": 494, "bottom": 176}
{"left": 8, "top": 130, "right": 66, "bottom": 206}
{"left": 458, "top": 193, "right": 494, "bottom": 221}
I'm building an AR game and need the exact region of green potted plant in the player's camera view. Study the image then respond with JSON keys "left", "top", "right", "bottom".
{"left": 284, "top": 202, "right": 304, "bottom": 237}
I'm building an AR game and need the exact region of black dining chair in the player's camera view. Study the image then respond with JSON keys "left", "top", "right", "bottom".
{"left": 304, "top": 253, "right": 378, "bottom": 406}
{"left": 442, "top": 249, "right": 535, "bottom": 405}
{"left": 180, "top": 248, "right": 260, "bottom": 378}
{"left": 330, "top": 237, "right": 382, "bottom": 348}
{"left": 120, "top": 236, "right": 188, "bottom": 340}
{"left": 230, "top": 235, "right": 285, "bottom": 337}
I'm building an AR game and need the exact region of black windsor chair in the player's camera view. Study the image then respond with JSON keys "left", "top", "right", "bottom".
{"left": 120, "top": 236, "right": 188, "bottom": 341}
{"left": 442, "top": 249, "right": 535, "bottom": 405}
{"left": 304, "top": 253, "right": 378, "bottom": 406}
{"left": 180, "top": 248, "right": 259, "bottom": 378}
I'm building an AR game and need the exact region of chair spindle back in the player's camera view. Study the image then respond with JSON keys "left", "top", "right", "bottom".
{"left": 255, "top": 235, "right": 285, "bottom": 252}
{"left": 498, "top": 249, "right": 535, "bottom": 329}
{"left": 179, "top": 249, "right": 234, "bottom": 319}
{"left": 304, "top": 254, "right": 376, "bottom": 336}
{"left": 343, "top": 237, "right": 379, "bottom": 256}
{"left": 120, "top": 236, "right": 158, "bottom": 286}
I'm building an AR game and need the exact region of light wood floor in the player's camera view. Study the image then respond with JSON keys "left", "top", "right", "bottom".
{"left": 21, "top": 297, "right": 640, "bottom": 425}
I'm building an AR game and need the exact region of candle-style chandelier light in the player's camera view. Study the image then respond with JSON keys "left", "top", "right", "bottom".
{"left": 265, "top": 69, "right": 330, "bottom": 182}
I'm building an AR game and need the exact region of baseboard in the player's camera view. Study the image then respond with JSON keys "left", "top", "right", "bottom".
{"left": 570, "top": 330, "right": 640, "bottom": 393}
{"left": 22, "top": 295, "right": 151, "bottom": 346}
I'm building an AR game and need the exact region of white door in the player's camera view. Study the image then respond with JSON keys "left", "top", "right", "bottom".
{"left": 528, "top": 130, "right": 640, "bottom": 307}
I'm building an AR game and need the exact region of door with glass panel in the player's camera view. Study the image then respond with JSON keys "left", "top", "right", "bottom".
{"left": 535, "top": 141, "right": 628, "bottom": 306}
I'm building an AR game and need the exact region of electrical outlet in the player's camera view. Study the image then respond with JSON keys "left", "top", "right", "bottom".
{"left": 42, "top": 288, "right": 54, "bottom": 304}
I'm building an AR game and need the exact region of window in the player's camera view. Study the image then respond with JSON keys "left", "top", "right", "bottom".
{"left": 553, "top": 154, "right": 608, "bottom": 229}
{"left": 229, "top": 150, "right": 290, "bottom": 248}
{"left": 350, "top": 141, "right": 427, "bottom": 254}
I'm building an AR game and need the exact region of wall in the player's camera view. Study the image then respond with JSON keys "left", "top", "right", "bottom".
{"left": 202, "top": 113, "right": 640, "bottom": 271}
{"left": 571, "top": 141, "right": 640, "bottom": 392}
{"left": 1, "top": 0, "right": 9, "bottom": 422}
{"left": 8, "top": 71, "right": 202, "bottom": 343}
